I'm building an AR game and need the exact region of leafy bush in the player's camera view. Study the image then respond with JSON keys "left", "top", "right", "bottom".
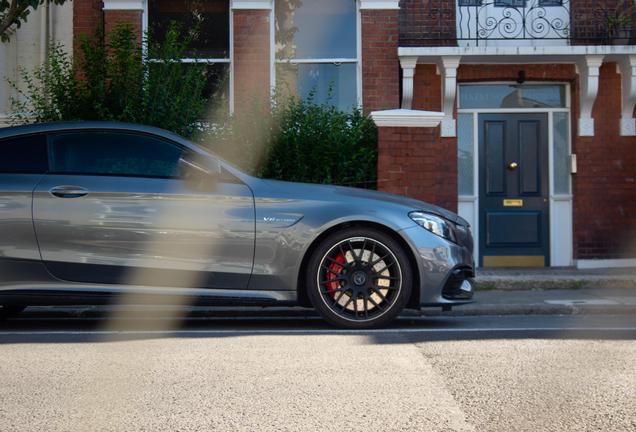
{"left": 9, "top": 21, "right": 213, "bottom": 138}
{"left": 199, "top": 87, "right": 378, "bottom": 188}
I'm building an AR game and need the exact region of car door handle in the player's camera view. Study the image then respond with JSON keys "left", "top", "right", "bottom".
{"left": 50, "top": 186, "right": 89, "bottom": 198}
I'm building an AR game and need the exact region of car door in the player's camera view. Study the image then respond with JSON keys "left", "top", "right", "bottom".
{"left": 0, "top": 133, "right": 49, "bottom": 263}
{"left": 32, "top": 130, "right": 255, "bottom": 289}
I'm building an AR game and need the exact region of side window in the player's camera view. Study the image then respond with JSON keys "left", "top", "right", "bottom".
{"left": 0, "top": 134, "right": 49, "bottom": 173}
{"left": 49, "top": 132, "right": 186, "bottom": 177}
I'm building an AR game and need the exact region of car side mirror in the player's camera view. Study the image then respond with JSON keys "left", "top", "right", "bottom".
{"left": 178, "top": 153, "right": 221, "bottom": 182}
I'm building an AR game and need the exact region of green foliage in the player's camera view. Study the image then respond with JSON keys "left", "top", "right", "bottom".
{"left": 199, "top": 86, "right": 378, "bottom": 188}
{"left": 274, "top": 0, "right": 303, "bottom": 60}
{"left": 1, "top": 0, "right": 68, "bottom": 43}
{"left": 9, "top": 21, "right": 214, "bottom": 138}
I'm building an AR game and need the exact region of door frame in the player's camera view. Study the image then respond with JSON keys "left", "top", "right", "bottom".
{"left": 457, "top": 82, "right": 573, "bottom": 267}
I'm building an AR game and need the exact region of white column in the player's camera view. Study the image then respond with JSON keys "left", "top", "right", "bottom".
{"left": 576, "top": 55, "right": 604, "bottom": 137}
{"left": 436, "top": 56, "right": 461, "bottom": 138}
{"left": 617, "top": 55, "right": 636, "bottom": 136}
{"left": 399, "top": 56, "right": 418, "bottom": 110}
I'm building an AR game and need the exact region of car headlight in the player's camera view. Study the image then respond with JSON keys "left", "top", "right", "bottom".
{"left": 409, "top": 211, "right": 457, "bottom": 243}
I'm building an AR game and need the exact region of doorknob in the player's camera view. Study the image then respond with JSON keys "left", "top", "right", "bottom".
{"left": 508, "top": 162, "right": 518, "bottom": 170}
{"left": 50, "top": 186, "right": 89, "bottom": 198}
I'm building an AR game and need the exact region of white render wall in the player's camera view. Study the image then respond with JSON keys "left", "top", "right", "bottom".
{"left": 0, "top": 2, "right": 73, "bottom": 127}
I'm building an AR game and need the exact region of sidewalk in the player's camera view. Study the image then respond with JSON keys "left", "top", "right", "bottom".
{"left": 426, "top": 266, "right": 636, "bottom": 317}
{"left": 12, "top": 267, "right": 636, "bottom": 319}
{"left": 475, "top": 266, "right": 636, "bottom": 290}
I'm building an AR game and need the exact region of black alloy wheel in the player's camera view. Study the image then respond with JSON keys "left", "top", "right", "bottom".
{"left": 0, "top": 305, "right": 26, "bottom": 320}
{"left": 307, "top": 227, "right": 412, "bottom": 329}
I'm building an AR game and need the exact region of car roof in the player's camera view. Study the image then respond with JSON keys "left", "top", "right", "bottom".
{"left": 0, "top": 121, "right": 188, "bottom": 143}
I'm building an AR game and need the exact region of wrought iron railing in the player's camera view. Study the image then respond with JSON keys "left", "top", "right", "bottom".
{"left": 399, "top": 0, "right": 636, "bottom": 45}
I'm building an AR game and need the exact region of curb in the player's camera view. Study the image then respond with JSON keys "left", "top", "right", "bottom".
{"left": 10, "top": 303, "right": 636, "bottom": 320}
{"left": 474, "top": 277, "right": 636, "bottom": 291}
{"left": 419, "top": 305, "right": 636, "bottom": 317}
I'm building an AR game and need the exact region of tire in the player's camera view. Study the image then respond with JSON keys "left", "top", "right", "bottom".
{"left": 306, "top": 227, "right": 412, "bottom": 329}
{"left": 0, "top": 305, "right": 26, "bottom": 320}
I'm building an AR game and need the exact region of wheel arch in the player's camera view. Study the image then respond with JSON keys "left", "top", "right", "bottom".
{"left": 296, "top": 221, "right": 421, "bottom": 310}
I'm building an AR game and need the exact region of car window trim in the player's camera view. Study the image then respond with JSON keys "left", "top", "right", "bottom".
{"left": 44, "top": 128, "right": 243, "bottom": 185}
{"left": 0, "top": 132, "right": 51, "bottom": 174}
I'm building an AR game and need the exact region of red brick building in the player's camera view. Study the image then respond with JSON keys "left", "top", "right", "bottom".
{"left": 70, "top": 0, "right": 635, "bottom": 268}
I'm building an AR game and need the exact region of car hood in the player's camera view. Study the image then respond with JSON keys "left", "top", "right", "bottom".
{"left": 258, "top": 179, "right": 468, "bottom": 226}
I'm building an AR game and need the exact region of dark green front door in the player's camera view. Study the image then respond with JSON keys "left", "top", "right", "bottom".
{"left": 479, "top": 113, "right": 550, "bottom": 267}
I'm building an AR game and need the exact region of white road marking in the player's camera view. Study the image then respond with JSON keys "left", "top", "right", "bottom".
{"left": 544, "top": 299, "right": 620, "bottom": 305}
{"left": 1, "top": 327, "right": 636, "bottom": 336}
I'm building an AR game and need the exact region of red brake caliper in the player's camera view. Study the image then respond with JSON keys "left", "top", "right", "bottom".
{"left": 326, "top": 253, "right": 344, "bottom": 299}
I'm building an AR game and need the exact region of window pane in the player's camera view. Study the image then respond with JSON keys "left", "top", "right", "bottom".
{"left": 0, "top": 135, "right": 48, "bottom": 173}
{"left": 458, "top": 114, "right": 474, "bottom": 196}
{"left": 149, "top": 0, "right": 230, "bottom": 59}
{"left": 277, "top": 63, "right": 358, "bottom": 111}
{"left": 459, "top": 85, "right": 566, "bottom": 109}
{"left": 495, "top": 0, "right": 525, "bottom": 6}
{"left": 275, "top": 0, "right": 357, "bottom": 60}
{"left": 49, "top": 132, "right": 185, "bottom": 177}
{"left": 553, "top": 112, "right": 570, "bottom": 194}
{"left": 188, "top": 63, "right": 230, "bottom": 118}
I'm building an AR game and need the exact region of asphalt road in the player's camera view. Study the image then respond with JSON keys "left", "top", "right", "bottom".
{"left": 1, "top": 314, "right": 636, "bottom": 431}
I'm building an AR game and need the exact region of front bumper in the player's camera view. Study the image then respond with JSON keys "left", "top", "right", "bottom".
{"left": 399, "top": 225, "right": 476, "bottom": 308}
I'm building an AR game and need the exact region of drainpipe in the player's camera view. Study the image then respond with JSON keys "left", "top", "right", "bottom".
{"left": 40, "top": 1, "right": 49, "bottom": 66}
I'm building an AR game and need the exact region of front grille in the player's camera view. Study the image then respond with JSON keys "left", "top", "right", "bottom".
{"left": 442, "top": 268, "right": 475, "bottom": 300}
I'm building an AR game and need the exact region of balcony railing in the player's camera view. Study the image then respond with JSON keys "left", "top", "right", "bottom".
{"left": 399, "top": 0, "right": 636, "bottom": 46}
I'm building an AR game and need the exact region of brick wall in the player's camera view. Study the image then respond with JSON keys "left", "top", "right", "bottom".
{"left": 74, "top": 2, "right": 142, "bottom": 49}
{"left": 574, "top": 62, "right": 636, "bottom": 260}
{"left": 412, "top": 64, "right": 442, "bottom": 112}
{"left": 377, "top": 127, "right": 458, "bottom": 212}
{"left": 104, "top": 11, "right": 143, "bottom": 44}
{"left": 377, "top": 64, "right": 456, "bottom": 212}
{"left": 377, "top": 61, "right": 636, "bottom": 260}
{"left": 233, "top": 10, "right": 270, "bottom": 114}
{"left": 73, "top": 0, "right": 102, "bottom": 50}
{"left": 361, "top": 10, "right": 399, "bottom": 114}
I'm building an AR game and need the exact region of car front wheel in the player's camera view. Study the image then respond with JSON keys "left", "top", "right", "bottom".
{"left": 306, "top": 228, "right": 412, "bottom": 329}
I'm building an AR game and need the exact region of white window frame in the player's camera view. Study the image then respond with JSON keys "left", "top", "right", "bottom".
{"left": 270, "top": 0, "right": 363, "bottom": 109}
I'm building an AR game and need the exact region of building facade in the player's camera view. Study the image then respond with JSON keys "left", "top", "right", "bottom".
{"left": 2, "top": 0, "right": 635, "bottom": 268}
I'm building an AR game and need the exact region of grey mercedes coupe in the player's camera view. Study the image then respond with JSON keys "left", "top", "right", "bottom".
{"left": 0, "top": 122, "right": 475, "bottom": 328}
